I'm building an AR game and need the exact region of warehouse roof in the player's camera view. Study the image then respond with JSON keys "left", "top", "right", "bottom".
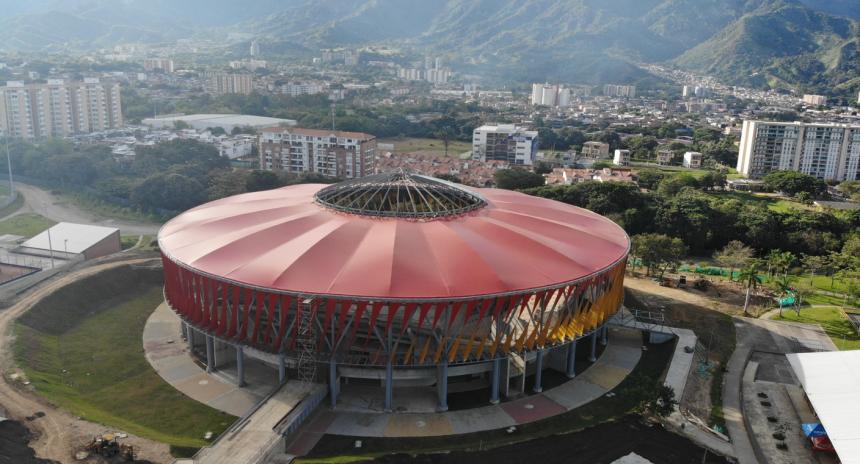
{"left": 22, "top": 222, "right": 119, "bottom": 254}
{"left": 787, "top": 350, "right": 860, "bottom": 464}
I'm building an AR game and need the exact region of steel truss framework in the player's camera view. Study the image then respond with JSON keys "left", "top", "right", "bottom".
{"left": 161, "top": 255, "right": 627, "bottom": 368}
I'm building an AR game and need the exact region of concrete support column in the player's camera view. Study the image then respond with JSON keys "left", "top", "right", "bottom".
{"left": 205, "top": 335, "right": 215, "bottom": 373}
{"left": 384, "top": 358, "right": 393, "bottom": 412}
{"left": 186, "top": 324, "right": 193, "bottom": 346}
{"left": 490, "top": 357, "right": 502, "bottom": 404}
{"left": 589, "top": 330, "right": 598, "bottom": 362}
{"left": 601, "top": 326, "right": 608, "bottom": 346}
{"left": 236, "top": 346, "right": 245, "bottom": 387}
{"left": 278, "top": 353, "right": 286, "bottom": 384}
{"left": 533, "top": 349, "right": 544, "bottom": 393}
{"left": 329, "top": 359, "right": 338, "bottom": 408}
{"left": 566, "top": 340, "right": 578, "bottom": 378}
{"left": 437, "top": 360, "right": 448, "bottom": 412}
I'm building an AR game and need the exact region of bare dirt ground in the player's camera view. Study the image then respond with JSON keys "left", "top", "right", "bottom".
{"left": 0, "top": 258, "right": 172, "bottom": 463}
{"left": 624, "top": 274, "right": 738, "bottom": 426}
{"left": 12, "top": 183, "right": 161, "bottom": 236}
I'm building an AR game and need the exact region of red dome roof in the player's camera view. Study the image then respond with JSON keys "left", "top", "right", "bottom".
{"left": 158, "top": 179, "right": 629, "bottom": 300}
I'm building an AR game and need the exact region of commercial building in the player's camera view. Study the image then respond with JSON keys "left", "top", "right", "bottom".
{"left": 802, "top": 94, "right": 827, "bottom": 106}
{"left": 472, "top": 124, "right": 539, "bottom": 166}
{"left": 143, "top": 58, "right": 174, "bottom": 73}
{"left": 205, "top": 72, "right": 254, "bottom": 95}
{"left": 736, "top": 120, "right": 860, "bottom": 181}
{"left": 613, "top": 149, "right": 631, "bottom": 166}
{"left": 259, "top": 127, "right": 376, "bottom": 178}
{"left": 683, "top": 151, "right": 703, "bottom": 169}
{"left": 19, "top": 222, "right": 120, "bottom": 261}
{"left": 581, "top": 141, "right": 610, "bottom": 159}
{"left": 603, "top": 84, "right": 636, "bottom": 98}
{"left": 158, "top": 171, "right": 629, "bottom": 411}
{"left": 0, "top": 78, "right": 122, "bottom": 139}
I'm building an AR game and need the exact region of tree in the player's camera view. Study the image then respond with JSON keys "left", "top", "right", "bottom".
{"left": 636, "top": 169, "right": 664, "bottom": 190}
{"left": 245, "top": 170, "right": 281, "bottom": 192}
{"left": 656, "top": 174, "right": 699, "bottom": 196}
{"left": 699, "top": 171, "right": 727, "bottom": 191}
{"left": 434, "top": 173, "right": 462, "bottom": 183}
{"left": 738, "top": 261, "right": 763, "bottom": 316}
{"left": 533, "top": 161, "right": 554, "bottom": 175}
{"left": 763, "top": 171, "right": 826, "bottom": 198}
{"left": 801, "top": 254, "right": 829, "bottom": 285}
{"left": 207, "top": 169, "right": 248, "bottom": 200}
{"left": 837, "top": 180, "right": 860, "bottom": 201}
{"left": 842, "top": 234, "right": 860, "bottom": 257}
{"left": 494, "top": 168, "right": 545, "bottom": 190}
{"left": 632, "top": 233, "right": 687, "bottom": 279}
{"left": 714, "top": 240, "right": 754, "bottom": 281}
{"left": 434, "top": 127, "right": 454, "bottom": 157}
{"left": 130, "top": 172, "right": 206, "bottom": 211}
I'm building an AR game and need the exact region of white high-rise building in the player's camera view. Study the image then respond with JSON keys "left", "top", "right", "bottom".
{"left": 204, "top": 72, "right": 254, "bottom": 95}
{"left": 603, "top": 84, "right": 636, "bottom": 98}
{"left": 530, "top": 83, "right": 574, "bottom": 107}
{"left": 737, "top": 120, "right": 860, "bottom": 181}
{"left": 0, "top": 79, "right": 122, "bottom": 139}
{"left": 472, "top": 124, "right": 539, "bottom": 166}
{"left": 249, "top": 39, "right": 261, "bottom": 57}
{"left": 426, "top": 68, "right": 452, "bottom": 85}
{"left": 143, "top": 58, "right": 174, "bottom": 73}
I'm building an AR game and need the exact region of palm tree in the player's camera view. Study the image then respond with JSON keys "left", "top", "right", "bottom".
{"left": 738, "top": 261, "right": 763, "bottom": 317}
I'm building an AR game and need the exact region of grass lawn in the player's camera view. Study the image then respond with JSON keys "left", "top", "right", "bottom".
{"left": 378, "top": 137, "right": 472, "bottom": 156}
{"left": 298, "top": 337, "right": 674, "bottom": 462}
{"left": 774, "top": 307, "right": 860, "bottom": 350}
{"left": 120, "top": 235, "right": 139, "bottom": 250}
{"left": 706, "top": 191, "right": 811, "bottom": 213}
{"left": 0, "top": 213, "right": 55, "bottom": 237}
{"left": 14, "top": 265, "right": 234, "bottom": 447}
{"left": 790, "top": 274, "right": 852, "bottom": 295}
{"left": 0, "top": 192, "right": 24, "bottom": 219}
{"left": 629, "top": 162, "right": 710, "bottom": 179}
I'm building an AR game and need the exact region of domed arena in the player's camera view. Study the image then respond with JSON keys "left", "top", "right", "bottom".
{"left": 158, "top": 172, "right": 630, "bottom": 411}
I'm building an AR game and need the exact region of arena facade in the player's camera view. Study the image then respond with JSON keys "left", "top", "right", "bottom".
{"left": 158, "top": 172, "right": 629, "bottom": 412}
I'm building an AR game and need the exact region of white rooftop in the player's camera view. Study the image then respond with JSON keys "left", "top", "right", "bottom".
{"left": 787, "top": 350, "right": 860, "bottom": 464}
{"left": 142, "top": 114, "right": 296, "bottom": 130}
{"left": 22, "top": 222, "right": 119, "bottom": 254}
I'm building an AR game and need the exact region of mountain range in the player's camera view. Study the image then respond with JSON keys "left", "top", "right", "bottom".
{"left": 0, "top": 0, "right": 857, "bottom": 96}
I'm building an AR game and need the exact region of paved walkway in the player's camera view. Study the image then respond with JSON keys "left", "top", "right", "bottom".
{"left": 143, "top": 303, "right": 269, "bottom": 417}
{"left": 300, "top": 327, "right": 642, "bottom": 440}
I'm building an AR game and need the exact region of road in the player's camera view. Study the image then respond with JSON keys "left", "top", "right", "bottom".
{"left": 0, "top": 257, "right": 171, "bottom": 463}
{"left": 12, "top": 183, "right": 162, "bottom": 235}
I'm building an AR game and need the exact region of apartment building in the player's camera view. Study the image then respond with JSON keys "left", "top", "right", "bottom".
{"left": 802, "top": 94, "right": 827, "bottom": 106}
{"left": 683, "top": 151, "right": 703, "bottom": 169}
{"left": 472, "top": 124, "right": 539, "bottom": 166}
{"left": 581, "top": 141, "right": 610, "bottom": 158}
{"left": 143, "top": 58, "right": 174, "bottom": 73}
{"left": 603, "top": 84, "right": 636, "bottom": 98}
{"left": 259, "top": 127, "right": 376, "bottom": 179}
{"left": 737, "top": 120, "right": 860, "bottom": 181}
{"left": 205, "top": 72, "right": 253, "bottom": 95}
{"left": 0, "top": 78, "right": 122, "bottom": 139}
{"left": 613, "top": 149, "right": 631, "bottom": 166}
{"left": 530, "top": 83, "right": 572, "bottom": 107}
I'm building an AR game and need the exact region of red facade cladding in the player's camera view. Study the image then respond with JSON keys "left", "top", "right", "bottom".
{"left": 162, "top": 252, "right": 628, "bottom": 366}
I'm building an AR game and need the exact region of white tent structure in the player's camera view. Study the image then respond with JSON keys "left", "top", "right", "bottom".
{"left": 787, "top": 350, "right": 860, "bottom": 464}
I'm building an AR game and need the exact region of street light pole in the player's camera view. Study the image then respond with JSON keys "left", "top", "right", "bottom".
{"left": 46, "top": 226, "right": 55, "bottom": 269}
{"left": 3, "top": 135, "right": 12, "bottom": 196}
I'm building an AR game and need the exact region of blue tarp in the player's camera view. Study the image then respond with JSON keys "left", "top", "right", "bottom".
{"left": 802, "top": 423, "right": 827, "bottom": 437}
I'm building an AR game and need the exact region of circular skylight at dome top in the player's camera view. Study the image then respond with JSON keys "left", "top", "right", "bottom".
{"left": 314, "top": 171, "right": 487, "bottom": 219}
